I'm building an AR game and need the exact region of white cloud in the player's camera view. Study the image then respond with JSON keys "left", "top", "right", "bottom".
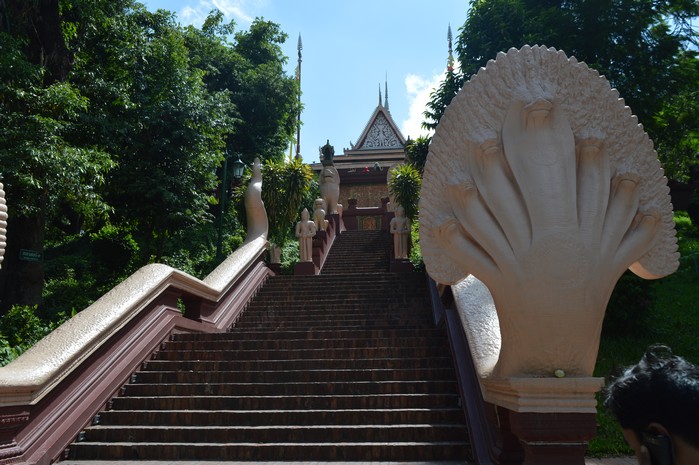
{"left": 401, "top": 71, "right": 443, "bottom": 140}
{"left": 177, "top": 0, "right": 260, "bottom": 27}
{"left": 213, "top": 0, "right": 254, "bottom": 23}
{"left": 180, "top": 5, "right": 206, "bottom": 25}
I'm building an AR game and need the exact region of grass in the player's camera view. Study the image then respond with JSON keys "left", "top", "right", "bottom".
{"left": 587, "top": 212, "right": 699, "bottom": 457}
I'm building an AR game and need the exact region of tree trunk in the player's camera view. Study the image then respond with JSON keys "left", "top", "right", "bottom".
{"left": 0, "top": 212, "right": 46, "bottom": 314}
{"left": 0, "top": 0, "right": 72, "bottom": 84}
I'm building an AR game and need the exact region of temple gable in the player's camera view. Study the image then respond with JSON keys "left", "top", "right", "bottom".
{"left": 354, "top": 110, "right": 404, "bottom": 151}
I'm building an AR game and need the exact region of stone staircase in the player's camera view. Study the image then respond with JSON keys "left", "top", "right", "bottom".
{"left": 62, "top": 230, "right": 470, "bottom": 462}
{"left": 321, "top": 229, "right": 391, "bottom": 274}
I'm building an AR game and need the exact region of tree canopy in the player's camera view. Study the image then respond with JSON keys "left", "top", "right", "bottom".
{"left": 0, "top": 1, "right": 300, "bottom": 310}
{"left": 424, "top": 0, "right": 698, "bottom": 181}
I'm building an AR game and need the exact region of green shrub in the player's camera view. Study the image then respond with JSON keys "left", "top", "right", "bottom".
{"left": 0, "top": 334, "right": 20, "bottom": 367}
{"left": 42, "top": 270, "right": 96, "bottom": 318}
{"left": 280, "top": 239, "right": 299, "bottom": 275}
{"left": 674, "top": 210, "right": 694, "bottom": 237}
{"left": 159, "top": 212, "right": 246, "bottom": 279}
{"left": 0, "top": 305, "right": 64, "bottom": 366}
{"left": 687, "top": 190, "right": 699, "bottom": 227}
{"left": 409, "top": 220, "right": 424, "bottom": 272}
{"left": 592, "top": 215, "right": 699, "bottom": 456}
{"left": 388, "top": 163, "right": 421, "bottom": 221}
{"left": 90, "top": 224, "right": 139, "bottom": 273}
{"left": 601, "top": 271, "right": 654, "bottom": 337}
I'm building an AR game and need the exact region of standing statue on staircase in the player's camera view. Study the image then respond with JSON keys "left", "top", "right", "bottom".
{"left": 295, "top": 208, "right": 317, "bottom": 262}
{"left": 319, "top": 141, "right": 341, "bottom": 215}
{"left": 313, "top": 198, "right": 329, "bottom": 232}
{"left": 390, "top": 205, "right": 411, "bottom": 259}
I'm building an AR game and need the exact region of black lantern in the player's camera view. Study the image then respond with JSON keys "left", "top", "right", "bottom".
{"left": 231, "top": 155, "right": 245, "bottom": 180}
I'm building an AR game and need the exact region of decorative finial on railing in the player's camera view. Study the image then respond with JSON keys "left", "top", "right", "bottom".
{"left": 0, "top": 182, "right": 7, "bottom": 269}
{"left": 244, "top": 158, "right": 268, "bottom": 243}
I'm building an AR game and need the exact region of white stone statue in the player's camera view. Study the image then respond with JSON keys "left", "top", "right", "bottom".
{"left": 0, "top": 183, "right": 7, "bottom": 270}
{"left": 313, "top": 198, "right": 329, "bottom": 231}
{"left": 244, "top": 157, "right": 268, "bottom": 243}
{"left": 319, "top": 165, "right": 340, "bottom": 214}
{"left": 295, "top": 208, "right": 317, "bottom": 262}
{"left": 420, "top": 46, "right": 679, "bottom": 379}
{"left": 268, "top": 243, "right": 281, "bottom": 264}
{"left": 390, "top": 205, "right": 411, "bottom": 259}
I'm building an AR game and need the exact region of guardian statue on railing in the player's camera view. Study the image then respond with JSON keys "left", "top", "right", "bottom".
{"left": 420, "top": 46, "right": 679, "bottom": 380}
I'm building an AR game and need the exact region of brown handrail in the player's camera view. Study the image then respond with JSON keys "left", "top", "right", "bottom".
{"left": 0, "top": 240, "right": 272, "bottom": 464}
{"left": 1, "top": 157, "right": 274, "bottom": 464}
{"left": 426, "top": 275, "right": 497, "bottom": 465}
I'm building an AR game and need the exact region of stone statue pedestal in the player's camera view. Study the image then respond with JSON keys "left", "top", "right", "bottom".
{"left": 481, "top": 376, "right": 603, "bottom": 414}
{"left": 294, "top": 213, "right": 342, "bottom": 276}
{"left": 482, "top": 377, "right": 602, "bottom": 465}
{"left": 452, "top": 276, "right": 603, "bottom": 465}
{"left": 294, "top": 261, "right": 317, "bottom": 276}
{"left": 267, "top": 263, "right": 281, "bottom": 274}
{"left": 487, "top": 404, "right": 599, "bottom": 465}
{"left": 390, "top": 259, "right": 413, "bottom": 273}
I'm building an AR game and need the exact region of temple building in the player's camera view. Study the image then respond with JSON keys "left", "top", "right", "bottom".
{"left": 311, "top": 82, "right": 408, "bottom": 210}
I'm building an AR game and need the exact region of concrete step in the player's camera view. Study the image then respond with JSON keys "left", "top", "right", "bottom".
{"left": 131, "top": 367, "right": 456, "bottom": 384}
{"left": 68, "top": 441, "right": 469, "bottom": 461}
{"left": 61, "top": 241, "right": 469, "bottom": 463}
{"left": 80, "top": 424, "right": 468, "bottom": 444}
{"left": 159, "top": 336, "right": 446, "bottom": 351}
{"left": 109, "top": 393, "right": 461, "bottom": 410}
{"left": 141, "top": 356, "right": 453, "bottom": 371}
{"left": 153, "top": 345, "right": 451, "bottom": 361}
{"left": 96, "top": 406, "right": 465, "bottom": 426}
{"left": 173, "top": 328, "right": 442, "bottom": 341}
{"left": 121, "top": 379, "right": 458, "bottom": 397}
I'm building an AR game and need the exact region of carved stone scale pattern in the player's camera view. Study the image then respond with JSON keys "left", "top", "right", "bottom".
{"left": 360, "top": 113, "right": 402, "bottom": 149}
{"left": 419, "top": 45, "right": 678, "bottom": 378}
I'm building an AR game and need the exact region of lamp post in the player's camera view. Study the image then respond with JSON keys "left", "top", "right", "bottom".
{"left": 231, "top": 154, "right": 246, "bottom": 182}
{"left": 216, "top": 152, "right": 246, "bottom": 259}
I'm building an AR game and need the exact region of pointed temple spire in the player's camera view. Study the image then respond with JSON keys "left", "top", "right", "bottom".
{"left": 379, "top": 84, "right": 383, "bottom": 107}
{"left": 385, "top": 74, "right": 389, "bottom": 110}
{"left": 447, "top": 24, "right": 454, "bottom": 72}
{"left": 295, "top": 34, "right": 303, "bottom": 159}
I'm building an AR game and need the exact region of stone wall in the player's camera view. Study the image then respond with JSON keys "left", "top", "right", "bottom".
{"left": 339, "top": 183, "right": 392, "bottom": 210}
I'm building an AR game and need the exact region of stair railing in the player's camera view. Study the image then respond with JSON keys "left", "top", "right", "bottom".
{"left": 0, "top": 158, "right": 272, "bottom": 465}
{"left": 426, "top": 275, "right": 497, "bottom": 465}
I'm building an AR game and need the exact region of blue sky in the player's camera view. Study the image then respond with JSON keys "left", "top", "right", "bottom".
{"left": 140, "top": 0, "right": 471, "bottom": 163}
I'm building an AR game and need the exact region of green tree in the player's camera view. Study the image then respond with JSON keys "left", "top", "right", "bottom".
{"left": 0, "top": 1, "right": 303, "bottom": 312}
{"left": 427, "top": 0, "right": 698, "bottom": 181}
{"left": 405, "top": 136, "right": 432, "bottom": 174}
{"left": 261, "top": 158, "right": 314, "bottom": 246}
{"left": 231, "top": 157, "right": 313, "bottom": 250}
{"left": 650, "top": 53, "right": 699, "bottom": 182}
{"left": 231, "top": 19, "right": 299, "bottom": 163}
{"left": 185, "top": 12, "right": 300, "bottom": 165}
{"left": 69, "top": 7, "right": 235, "bottom": 262}
{"left": 184, "top": 11, "right": 301, "bottom": 252}
{"left": 388, "top": 164, "right": 422, "bottom": 221}
{"left": 0, "top": 5, "right": 115, "bottom": 310}
{"left": 422, "top": 65, "right": 462, "bottom": 131}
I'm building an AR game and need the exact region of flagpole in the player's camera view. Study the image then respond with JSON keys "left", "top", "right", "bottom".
{"left": 295, "top": 34, "right": 302, "bottom": 160}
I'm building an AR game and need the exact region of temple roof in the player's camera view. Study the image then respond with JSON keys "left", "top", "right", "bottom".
{"left": 348, "top": 99, "right": 406, "bottom": 153}
{"left": 311, "top": 86, "right": 407, "bottom": 176}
